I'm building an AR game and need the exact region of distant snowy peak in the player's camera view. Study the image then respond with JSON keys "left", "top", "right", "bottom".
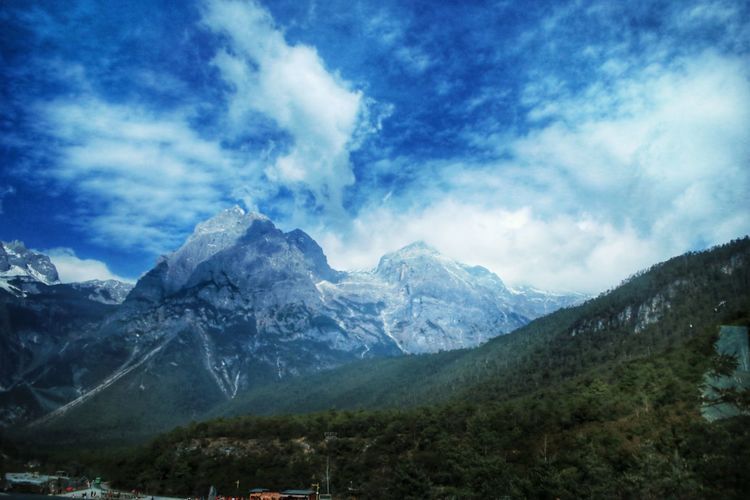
{"left": 0, "top": 241, "right": 135, "bottom": 303}
{"left": 376, "top": 241, "right": 507, "bottom": 291}
{"left": 508, "top": 284, "right": 588, "bottom": 318}
{"left": 377, "top": 241, "right": 443, "bottom": 278}
{"left": 162, "top": 206, "right": 268, "bottom": 293}
{"left": 384, "top": 240, "right": 440, "bottom": 258}
{"left": 0, "top": 240, "right": 60, "bottom": 286}
{"left": 190, "top": 205, "right": 268, "bottom": 238}
{"left": 72, "top": 279, "right": 135, "bottom": 304}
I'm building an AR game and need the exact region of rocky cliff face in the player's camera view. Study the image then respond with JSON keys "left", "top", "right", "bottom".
{"left": 321, "top": 242, "right": 529, "bottom": 354}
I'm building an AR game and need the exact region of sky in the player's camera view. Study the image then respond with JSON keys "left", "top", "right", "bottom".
{"left": 0, "top": 0, "right": 748, "bottom": 293}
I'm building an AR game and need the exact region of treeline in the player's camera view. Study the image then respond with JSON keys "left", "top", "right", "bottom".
{"left": 101, "top": 324, "right": 749, "bottom": 499}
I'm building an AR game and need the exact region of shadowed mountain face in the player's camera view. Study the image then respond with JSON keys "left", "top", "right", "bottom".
{"left": 0, "top": 207, "right": 582, "bottom": 432}
{"left": 0, "top": 245, "right": 132, "bottom": 425}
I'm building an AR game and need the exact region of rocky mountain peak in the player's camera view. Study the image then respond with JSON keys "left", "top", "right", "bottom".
{"left": 376, "top": 241, "right": 474, "bottom": 286}
{"left": 72, "top": 279, "right": 135, "bottom": 304}
{"left": 191, "top": 205, "right": 267, "bottom": 238}
{"left": 388, "top": 240, "right": 439, "bottom": 258}
{"left": 162, "top": 207, "right": 269, "bottom": 293}
{"left": 0, "top": 240, "right": 60, "bottom": 286}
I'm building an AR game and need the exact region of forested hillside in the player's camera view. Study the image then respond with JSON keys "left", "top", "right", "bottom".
{"left": 103, "top": 323, "right": 749, "bottom": 499}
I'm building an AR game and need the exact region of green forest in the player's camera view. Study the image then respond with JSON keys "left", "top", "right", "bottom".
{"left": 44, "top": 323, "right": 750, "bottom": 499}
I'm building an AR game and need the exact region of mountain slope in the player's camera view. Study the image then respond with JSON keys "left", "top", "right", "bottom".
{"left": 73, "top": 239, "right": 750, "bottom": 499}
{"left": 26, "top": 237, "right": 750, "bottom": 447}
{"left": 0, "top": 259, "right": 133, "bottom": 425}
{"left": 2, "top": 207, "right": 580, "bottom": 437}
{"left": 102, "top": 326, "right": 749, "bottom": 499}
{"left": 208, "top": 236, "right": 750, "bottom": 417}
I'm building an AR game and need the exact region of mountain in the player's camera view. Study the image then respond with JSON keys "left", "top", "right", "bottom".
{"left": 0, "top": 241, "right": 134, "bottom": 425}
{"left": 71, "top": 280, "right": 134, "bottom": 305}
{"left": 0, "top": 207, "right": 581, "bottom": 436}
{"left": 0, "top": 241, "right": 60, "bottom": 294}
{"left": 49, "top": 237, "right": 750, "bottom": 499}
{"left": 329, "top": 241, "right": 535, "bottom": 353}
{"left": 204, "top": 236, "right": 749, "bottom": 417}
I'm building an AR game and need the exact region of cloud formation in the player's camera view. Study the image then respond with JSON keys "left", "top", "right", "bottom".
{"left": 46, "top": 247, "right": 133, "bottom": 283}
{"left": 20, "top": 0, "right": 375, "bottom": 256}
{"left": 1, "top": 0, "right": 748, "bottom": 293}
{"left": 318, "top": 50, "right": 750, "bottom": 293}
{"left": 319, "top": 200, "right": 660, "bottom": 293}
{"left": 203, "top": 0, "right": 366, "bottom": 212}
{"left": 35, "top": 96, "right": 247, "bottom": 253}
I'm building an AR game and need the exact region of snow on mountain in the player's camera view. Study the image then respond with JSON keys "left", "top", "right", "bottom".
{"left": 0, "top": 241, "right": 135, "bottom": 303}
{"left": 372, "top": 241, "right": 527, "bottom": 352}
{"left": 314, "top": 241, "right": 582, "bottom": 354}
{"left": 0, "top": 241, "right": 60, "bottom": 292}
{"left": 123, "top": 212, "right": 583, "bottom": 359}
{"left": 72, "top": 279, "right": 135, "bottom": 304}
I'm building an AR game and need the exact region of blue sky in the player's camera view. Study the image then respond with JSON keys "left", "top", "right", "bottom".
{"left": 1, "top": 0, "right": 749, "bottom": 293}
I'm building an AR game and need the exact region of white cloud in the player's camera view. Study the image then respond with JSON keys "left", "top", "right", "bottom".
{"left": 35, "top": 97, "right": 256, "bottom": 253}
{"left": 24, "top": 1, "right": 379, "bottom": 257}
{"left": 45, "top": 247, "right": 134, "bottom": 283}
{"left": 364, "top": 11, "right": 434, "bottom": 74}
{"left": 511, "top": 52, "right": 750, "bottom": 246}
{"left": 317, "top": 51, "right": 750, "bottom": 294}
{"left": 203, "top": 0, "right": 367, "bottom": 211}
{"left": 317, "top": 200, "right": 661, "bottom": 294}
{"left": 16, "top": 0, "right": 747, "bottom": 296}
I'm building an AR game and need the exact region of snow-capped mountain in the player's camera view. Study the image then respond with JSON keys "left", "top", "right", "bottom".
{"left": 0, "top": 240, "right": 133, "bottom": 302}
{"left": 320, "top": 242, "right": 529, "bottom": 353}
{"left": 123, "top": 207, "right": 581, "bottom": 357}
{"left": 0, "top": 242, "right": 135, "bottom": 425}
{"left": 0, "top": 241, "right": 60, "bottom": 294}
{"left": 1, "top": 208, "right": 583, "bottom": 430}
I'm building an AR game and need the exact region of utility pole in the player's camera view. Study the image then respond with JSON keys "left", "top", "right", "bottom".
{"left": 324, "top": 431, "right": 337, "bottom": 497}
{"left": 325, "top": 455, "right": 330, "bottom": 495}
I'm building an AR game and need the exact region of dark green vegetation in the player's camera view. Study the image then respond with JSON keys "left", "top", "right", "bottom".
{"left": 7, "top": 237, "right": 750, "bottom": 498}
{"left": 102, "top": 328, "right": 750, "bottom": 499}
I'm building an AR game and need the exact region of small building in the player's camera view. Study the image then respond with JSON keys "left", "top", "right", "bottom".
{"left": 4, "top": 472, "right": 63, "bottom": 494}
{"left": 249, "top": 488, "right": 282, "bottom": 500}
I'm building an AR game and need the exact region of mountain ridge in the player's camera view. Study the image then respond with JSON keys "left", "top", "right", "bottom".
{"left": 0, "top": 208, "right": 582, "bottom": 431}
{"left": 21, "top": 236, "right": 750, "bottom": 450}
